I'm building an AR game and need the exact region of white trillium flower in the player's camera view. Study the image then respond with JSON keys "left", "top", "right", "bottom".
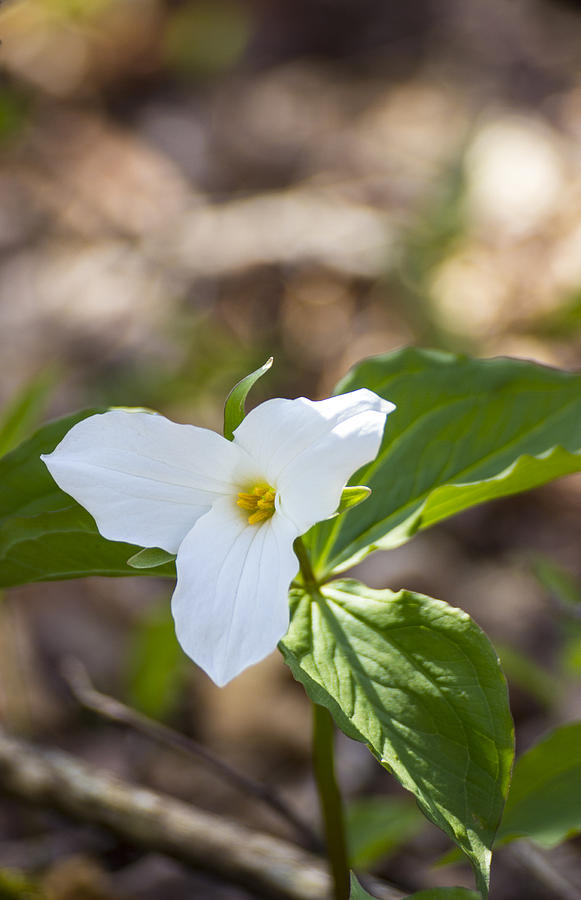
{"left": 41, "top": 389, "right": 395, "bottom": 685}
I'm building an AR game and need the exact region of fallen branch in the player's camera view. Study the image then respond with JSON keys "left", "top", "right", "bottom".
{"left": 0, "top": 727, "right": 404, "bottom": 900}
{"left": 60, "top": 657, "right": 321, "bottom": 852}
{"left": 504, "top": 841, "right": 581, "bottom": 900}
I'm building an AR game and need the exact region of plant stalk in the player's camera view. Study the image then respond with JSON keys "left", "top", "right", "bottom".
{"left": 294, "top": 536, "right": 318, "bottom": 589}
{"left": 312, "top": 702, "right": 350, "bottom": 900}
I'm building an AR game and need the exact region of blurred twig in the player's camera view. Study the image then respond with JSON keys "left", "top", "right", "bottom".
{"left": 504, "top": 841, "right": 581, "bottom": 900}
{"left": 0, "top": 726, "right": 404, "bottom": 900}
{"left": 61, "top": 657, "right": 322, "bottom": 852}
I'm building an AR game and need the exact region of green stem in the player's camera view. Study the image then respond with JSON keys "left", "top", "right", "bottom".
{"left": 312, "top": 702, "right": 350, "bottom": 900}
{"left": 293, "top": 536, "right": 318, "bottom": 588}
{"left": 296, "top": 538, "right": 349, "bottom": 896}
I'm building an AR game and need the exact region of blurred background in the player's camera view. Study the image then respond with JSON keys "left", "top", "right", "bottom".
{"left": 1, "top": 0, "right": 581, "bottom": 897}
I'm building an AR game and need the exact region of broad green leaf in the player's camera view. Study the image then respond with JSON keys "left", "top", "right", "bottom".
{"left": 307, "top": 350, "right": 581, "bottom": 576}
{"left": 280, "top": 580, "right": 513, "bottom": 898}
{"left": 346, "top": 796, "right": 425, "bottom": 868}
{"left": 0, "top": 411, "right": 176, "bottom": 587}
{"left": 223, "top": 356, "right": 273, "bottom": 440}
{"left": 408, "top": 447, "right": 581, "bottom": 536}
{"left": 498, "top": 722, "right": 581, "bottom": 848}
{"left": 127, "top": 548, "right": 177, "bottom": 569}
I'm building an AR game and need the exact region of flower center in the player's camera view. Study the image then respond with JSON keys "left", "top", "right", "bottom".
{"left": 236, "top": 483, "right": 276, "bottom": 525}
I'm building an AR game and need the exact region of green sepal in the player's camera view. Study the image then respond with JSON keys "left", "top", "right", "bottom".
{"left": 223, "top": 357, "right": 273, "bottom": 440}
{"left": 127, "top": 547, "right": 177, "bottom": 569}
{"left": 334, "top": 486, "right": 371, "bottom": 517}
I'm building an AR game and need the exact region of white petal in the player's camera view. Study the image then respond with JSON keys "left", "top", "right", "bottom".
{"left": 233, "top": 389, "right": 394, "bottom": 533}
{"left": 41, "top": 410, "right": 253, "bottom": 553}
{"left": 172, "top": 498, "right": 300, "bottom": 686}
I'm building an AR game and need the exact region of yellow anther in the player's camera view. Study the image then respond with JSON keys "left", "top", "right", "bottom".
{"left": 237, "top": 483, "right": 276, "bottom": 524}
{"left": 237, "top": 492, "right": 257, "bottom": 506}
{"left": 248, "top": 509, "right": 272, "bottom": 524}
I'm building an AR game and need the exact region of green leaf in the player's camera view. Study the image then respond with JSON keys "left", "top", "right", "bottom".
{"left": 495, "top": 643, "right": 560, "bottom": 711}
{"left": 280, "top": 580, "right": 514, "bottom": 898}
{"left": 0, "top": 867, "right": 41, "bottom": 899}
{"left": 498, "top": 721, "right": 581, "bottom": 848}
{"left": 127, "top": 548, "right": 177, "bottom": 569}
{"left": 404, "top": 891, "right": 480, "bottom": 899}
{"left": 530, "top": 557, "right": 581, "bottom": 676}
{"left": 0, "top": 410, "right": 176, "bottom": 587}
{"left": 349, "top": 873, "right": 479, "bottom": 900}
{"left": 346, "top": 795, "right": 425, "bottom": 868}
{"left": 0, "top": 369, "right": 56, "bottom": 458}
{"left": 127, "top": 602, "right": 185, "bottom": 719}
{"left": 223, "top": 356, "right": 273, "bottom": 440}
{"left": 307, "top": 349, "right": 581, "bottom": 576}
{"left": 531, "top": 555, "right": 581, "bottom": 608}
{"left": 349, "top": 873, "right": 377, "bottom": 899}
{"left": 561, "top": 634, "right": 581, "bottom": 676}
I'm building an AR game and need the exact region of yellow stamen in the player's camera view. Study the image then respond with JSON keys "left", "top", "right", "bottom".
{"left": 237, "top": 483, "right": 276, "bottom": 524}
